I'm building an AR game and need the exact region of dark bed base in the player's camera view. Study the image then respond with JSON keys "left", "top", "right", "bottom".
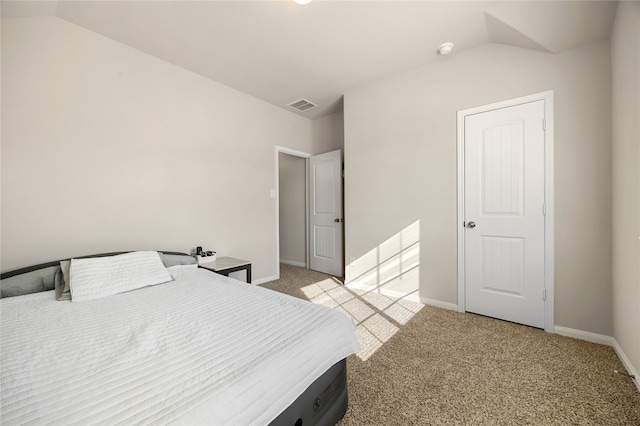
{"left": 269, "top": 358, "right": 348, "bottom": 426}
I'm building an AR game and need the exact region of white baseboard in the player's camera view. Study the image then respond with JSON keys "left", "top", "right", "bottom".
{"left": 554, "top": 326, "right": 639, "bottom": 393}
{"left": 280, "top": 259, "right": 306, "bottom": 268}
{"left": 421, "top": 297, "right": 458, "bottom": 311}
{"left": 253, "top": 274, "right": 278, "bottom": 286}
{"left": 553, "top": 326, "right": 614, "bottom": 346}
{"left": 611, "top": 339, "right": 640, "bottom": 393}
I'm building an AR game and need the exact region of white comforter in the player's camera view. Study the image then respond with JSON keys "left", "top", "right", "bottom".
{"left": 0, "top": 266, "right": 360, "bottom": 425}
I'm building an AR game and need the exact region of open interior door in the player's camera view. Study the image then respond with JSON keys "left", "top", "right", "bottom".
{"left": 308, "top": 150, "right": 343, "bottom": 277}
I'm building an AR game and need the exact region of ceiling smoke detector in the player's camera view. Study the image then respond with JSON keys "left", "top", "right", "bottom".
{"left": 287, "top": 98, "right": 317, "bottom": 112}
{"left": 437, "top": 42, "right": 455, "bottom": 55}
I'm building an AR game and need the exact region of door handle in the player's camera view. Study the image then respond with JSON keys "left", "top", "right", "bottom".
{"left": 467, "top": 221, "right": 476, "bottom": 228}
{"left": 334, "top": 218, "right": 343, "bottom": 223}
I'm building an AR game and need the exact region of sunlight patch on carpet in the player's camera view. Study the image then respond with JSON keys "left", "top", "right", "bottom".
{"left": 301, "top": 277, "right": 423, "bottom": 361}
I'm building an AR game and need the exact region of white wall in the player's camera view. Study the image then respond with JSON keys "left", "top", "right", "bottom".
{"left": 278, "top": 153, "right": 306, "bottom": 266}
{"left": 611, "top": 1, "right": 640, "bottom": 382}
{"left": 312, "top": 112, "right": 344, "bottom": 154}
{"left": 344, "top": 41, "right": 613, "bottom": 335}
{"left": 0, "top": 16, "right": 319, "bottom": 282}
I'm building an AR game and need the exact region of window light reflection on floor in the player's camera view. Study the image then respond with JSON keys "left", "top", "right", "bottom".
{"left": 301, "top": 220, "right": 424, "bottom": 361}
{"left": 301, "top": 278, "right": 422, "bottom": 361}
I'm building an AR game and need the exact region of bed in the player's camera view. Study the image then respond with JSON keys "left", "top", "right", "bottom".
{"left": 0, "top": 251, "right": 360, "bottom": 425}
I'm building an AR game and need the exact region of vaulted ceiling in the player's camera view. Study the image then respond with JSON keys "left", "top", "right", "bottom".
{"left": 2, "top": 1, "right": 618, "bottom": 119}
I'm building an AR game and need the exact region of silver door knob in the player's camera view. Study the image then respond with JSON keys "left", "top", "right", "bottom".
{"left": 467, "top": 221, "right": 476, "bottom": 228}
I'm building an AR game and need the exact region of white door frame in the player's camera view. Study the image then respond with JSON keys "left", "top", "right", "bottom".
{"left": 275, "top": 145, "right": 311, "bottom": 280}
{"left": 456, "top": 90, "right": 555, "bottom": 332}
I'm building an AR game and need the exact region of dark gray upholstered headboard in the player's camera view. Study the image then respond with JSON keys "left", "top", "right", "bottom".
{"left": 0, "top": 251, "right": 194, "bottom": 298}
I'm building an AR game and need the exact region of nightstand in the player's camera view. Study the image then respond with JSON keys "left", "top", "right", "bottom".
{"left": 198, "top": 257, "right": 252, "bottom": 283}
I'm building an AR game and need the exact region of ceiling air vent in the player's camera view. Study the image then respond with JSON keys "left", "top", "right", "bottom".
{"left": 287, "top": 98, "right": 317, "bottom": 112}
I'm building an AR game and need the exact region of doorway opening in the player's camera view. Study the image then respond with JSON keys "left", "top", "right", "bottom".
{"left": 275, "top": 146, "right": 344, "bottom": 280}
{"left": 275, "top": 146, "right": 311, "bottom": 280}
{"left": 278, "top": 151, "right": 308, "bottom": 269}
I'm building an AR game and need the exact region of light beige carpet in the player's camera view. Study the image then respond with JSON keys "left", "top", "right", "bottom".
{"left": 262, "top": 264, "right": 640, "bottom": 425}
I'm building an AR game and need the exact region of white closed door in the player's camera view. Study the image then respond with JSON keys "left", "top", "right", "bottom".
{"left": 309, "top": 150, "right": 343, "bottom": 277}
{"left": 464, "top": 100, "right": 546, "bottom": 328}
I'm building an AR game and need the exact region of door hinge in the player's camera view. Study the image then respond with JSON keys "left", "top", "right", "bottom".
{"left": 543, "top": 289, "right": 547, "bottom": 301}
{"left": 542, "top": 204, "right": 546, "bottom": 215}
{"left": 542, "top": 119, "right": 546, "bottom": 131}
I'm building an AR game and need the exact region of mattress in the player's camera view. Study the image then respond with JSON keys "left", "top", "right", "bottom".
{"left": 0, "top": 265, "right": 360, "bottom": 425}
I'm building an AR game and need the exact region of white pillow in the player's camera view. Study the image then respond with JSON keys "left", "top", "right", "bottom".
{"left": 70, "top": 251, "right": 172, "bottom": 302}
